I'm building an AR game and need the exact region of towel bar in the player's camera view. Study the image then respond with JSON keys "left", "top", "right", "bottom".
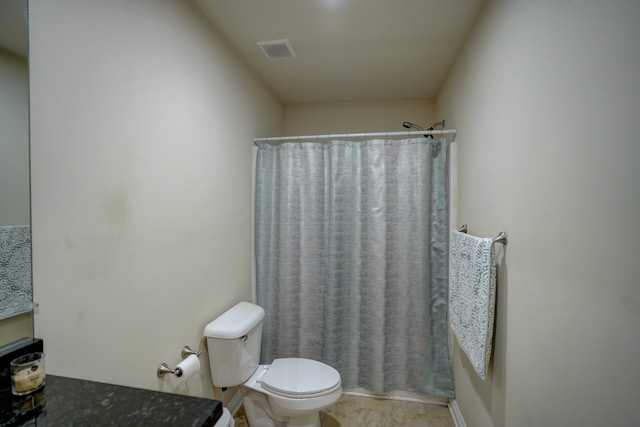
{"left": 493, "top": 232, "right": 508, "bottom": 245}
{"left": 457, "top": 224, "right": 507, "bottom": 245}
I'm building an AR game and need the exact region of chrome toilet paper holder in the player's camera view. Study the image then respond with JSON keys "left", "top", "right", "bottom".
{"left": 157, "top": 346, "right": 202, "bottom": 377}
{"left": 180, "top": 345, "right": 202, "bottom": 359}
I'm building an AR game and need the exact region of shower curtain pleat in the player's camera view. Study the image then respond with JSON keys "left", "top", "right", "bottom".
{"left": 255, "top": 138, "right": 454, "bottom": 397}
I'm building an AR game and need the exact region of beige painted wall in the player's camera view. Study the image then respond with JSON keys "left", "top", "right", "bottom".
{"left": 437, "top": 0, "right": 640, "bottom": 426}
{"left": 29, "top": 0, "right": 281, "bottom": 400}
{"left": 283, "top": 99, "right": 435, "bottom": 136}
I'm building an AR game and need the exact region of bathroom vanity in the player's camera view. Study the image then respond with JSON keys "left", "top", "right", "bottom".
{"left": 0, "top": 375, "right": 222, "bottom": 426}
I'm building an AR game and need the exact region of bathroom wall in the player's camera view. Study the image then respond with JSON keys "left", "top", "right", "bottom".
{"left": 29, "top": 0, "right": 282, "bottom": 399}
{"left": 283, "top": 99, "right": 435, "bottom": 136}
{"left": 436, "top": 0, "right": 640, "bottom": 426}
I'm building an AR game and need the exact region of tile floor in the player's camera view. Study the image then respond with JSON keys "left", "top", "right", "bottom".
{"left": 234, "top": 394, "right": 455, "bottom": 427}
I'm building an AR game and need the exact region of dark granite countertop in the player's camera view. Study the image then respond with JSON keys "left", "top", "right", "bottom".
{"left": 0, "top": 375, "right": 222, "bottom": 427}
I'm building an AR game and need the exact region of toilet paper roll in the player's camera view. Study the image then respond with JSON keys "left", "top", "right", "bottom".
{"left": 175, "top": 354, "right": 200, "bottom": 382}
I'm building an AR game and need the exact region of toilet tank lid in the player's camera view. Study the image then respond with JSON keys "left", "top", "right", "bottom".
{"left": 203, "top": 302, "right": 265, "bottom": 339}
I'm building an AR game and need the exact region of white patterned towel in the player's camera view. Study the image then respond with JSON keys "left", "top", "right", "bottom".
{"left": 448, "top": 229, "right": 497, "bottom": 380}
{"left": 0, "top": 225, "right": 32, "bottom": 319}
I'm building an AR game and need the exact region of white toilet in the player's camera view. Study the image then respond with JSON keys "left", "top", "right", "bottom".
{"left": 203, "top": 301, "right": 342, "bottom": 427}
{"left": 214, "top": 407, "right": 234, "bottom": 427}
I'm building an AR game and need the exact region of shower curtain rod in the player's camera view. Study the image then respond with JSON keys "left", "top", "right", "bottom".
{"left": 253, "top": 129, "right": 457, "bottom": 144}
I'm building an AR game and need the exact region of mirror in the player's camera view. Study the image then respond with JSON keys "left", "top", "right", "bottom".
{"left": 0, "top": 0, "right": 31, "bottom": 324}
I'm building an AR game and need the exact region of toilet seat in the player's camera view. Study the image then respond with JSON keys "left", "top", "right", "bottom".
{"left": 261, "top": 358, "right": 341, "bottom": 398}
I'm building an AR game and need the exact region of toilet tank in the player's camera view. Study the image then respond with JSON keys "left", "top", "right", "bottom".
{"left": 203, "top": 302, "right": 265, "bottom": 388}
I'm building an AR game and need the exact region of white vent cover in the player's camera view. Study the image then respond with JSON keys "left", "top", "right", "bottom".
{"left": 257, "top": 39, "right": 298, "bottom": 60}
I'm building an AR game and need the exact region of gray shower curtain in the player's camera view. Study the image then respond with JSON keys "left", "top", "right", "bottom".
{"left": 255, "top": 138, "right": 454, "bottom": 397}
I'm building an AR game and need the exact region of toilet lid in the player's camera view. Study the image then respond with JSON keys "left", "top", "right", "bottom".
{"left": 261, "top": 358, "right": 341, "bottom": 397}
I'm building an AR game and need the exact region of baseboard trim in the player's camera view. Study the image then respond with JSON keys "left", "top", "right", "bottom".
{"left": 227, "top": 389, "right": 244, "bottom": 416}
{"left": 448, "top": 399, "right": 467, "bottom": 427}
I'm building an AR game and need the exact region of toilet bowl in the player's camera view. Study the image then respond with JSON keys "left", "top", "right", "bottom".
{"left": 214, "top": 407, "right": 234, "bottom": 427}
{"left": 204, "top": 302, "right": 342, "bottom": 427}
{"left": 246, "top": 359, "right": 342, "bottom": 416}
{"left": 241, "top": 360, "right": 341, "bottom": 427}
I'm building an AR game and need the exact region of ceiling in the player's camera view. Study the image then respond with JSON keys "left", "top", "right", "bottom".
{"left": 194, "top": 0, "right": 486, "bottom": 104}
{"left": 0, "top": 1, "right": 485, "bottom": 104}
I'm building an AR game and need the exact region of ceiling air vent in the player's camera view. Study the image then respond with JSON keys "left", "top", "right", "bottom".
{"left": 257, "top": 39, "right": 298, "bottom": 60}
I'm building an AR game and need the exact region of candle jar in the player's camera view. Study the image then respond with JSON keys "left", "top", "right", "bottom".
{"left": 10, "top": 352, "right": 46, "bottom": 396}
